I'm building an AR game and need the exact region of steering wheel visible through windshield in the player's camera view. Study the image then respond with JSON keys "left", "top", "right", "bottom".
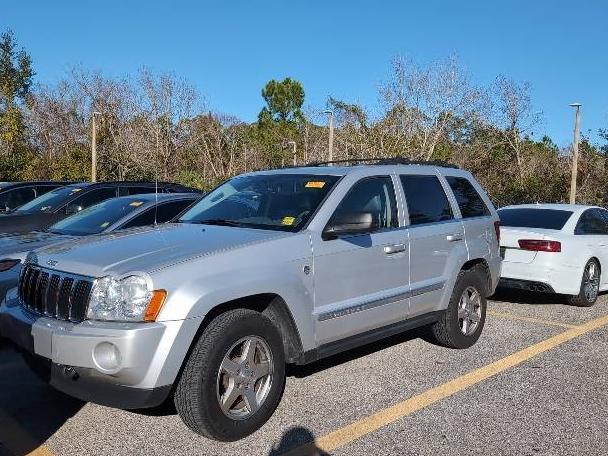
{"left": 178, "top": 174, "right": 340, "bottom": 231}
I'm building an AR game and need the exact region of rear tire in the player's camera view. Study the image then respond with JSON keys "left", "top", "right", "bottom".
{"left": 424, "top": 268, "right": 487, "bottom": 349}
{"left": 567, "top": 259, "right": 600, "bottom": 307}
{"left": 174, "top": 309, "right": 285, "bottom": 441}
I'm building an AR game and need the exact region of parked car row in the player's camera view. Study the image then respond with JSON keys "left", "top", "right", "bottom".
{"left": 0, "top": 163, "right": 604, "bottom": 443}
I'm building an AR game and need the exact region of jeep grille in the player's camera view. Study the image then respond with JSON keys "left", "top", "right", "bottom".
{"left": 18, "top": 264, "right": 93, "bottom": 323}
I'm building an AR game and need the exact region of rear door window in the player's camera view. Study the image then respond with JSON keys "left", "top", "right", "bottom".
{"left": 400, "top": 175, "right": 453, "bottom": 225}
{"left": 498, "top": 208, "right": 573, "bottom": 230}
{"left": 575, "top": 209, "right": 608, "bottom": 235}
{"left": 445, "top": 176, "right": 490, "bottom": 218}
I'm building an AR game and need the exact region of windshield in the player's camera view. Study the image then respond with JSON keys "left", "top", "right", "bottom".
{"left": 498, "top": 208, "right": 573, "bottom": 230}
{"left": 47, "top": 197, "right": 148, "bottom": 235}
{"left": 16, "top": 186, "right": 83, "bottom": 213}
{"left": 179, "top": 174, "right": 340, "bottom": 231}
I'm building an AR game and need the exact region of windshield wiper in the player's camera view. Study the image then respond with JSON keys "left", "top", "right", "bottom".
{"left": 186, "top": 219, "right": 244, "bottom": 227}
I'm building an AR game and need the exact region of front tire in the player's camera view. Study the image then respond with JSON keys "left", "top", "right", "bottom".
{"left": 567, "top": 259, "right": 600, "bottom": 307}
{"left": 174, "top": 309, "right": 286, "bottom": 441}
{"left": 425, "top": 268, "right": 487, "bottom": 349}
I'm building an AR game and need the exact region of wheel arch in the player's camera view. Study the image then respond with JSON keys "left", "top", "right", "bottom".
{"left": 460, "top": 258, "right": 492, "bottom": 296}
{"left": 188, "top": 293, "right": 303, "bottom": 364}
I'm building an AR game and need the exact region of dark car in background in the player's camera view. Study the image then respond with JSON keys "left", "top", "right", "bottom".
{"left": 0, "top": 181, "right": 199, "bottom": 234}
{"left": 0, "top": 192, "right": 200, "bottom": 305}
{"left": 0, "top": 181, "right": 73, "bottom": 213}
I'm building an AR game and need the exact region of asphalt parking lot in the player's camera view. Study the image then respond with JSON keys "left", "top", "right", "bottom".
{"left": 2, "top": 291, "right": 608, "bottom": 456}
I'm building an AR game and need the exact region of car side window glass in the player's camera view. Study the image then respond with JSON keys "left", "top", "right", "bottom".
{"left": 445, "top": 176, "right": 491, "bottom": 218}
{"left": 401, "top": 175, "right": 453, "bottom": 225}
{"left": 64, "top": 188, "right": 117, "bottom": 213}
{"left": 120, "top": 208, "right": 156, "bottom": 229}
{"left": 122, "top": 186, "right": 156, "bottom": 196}
{"left": 330, "top": 176, "right": 398, "bottom": 232}
{"left": 0, "top": 187, "right": 36, "bottom": 211}
{"left": 576, "top": 209, "right": 608, "bottom": 235}
{"left": 155, "top": 200, "right": 195, "bottom": 223}
{"left": 120, "top": 200, "right": 194, "bottom": 229}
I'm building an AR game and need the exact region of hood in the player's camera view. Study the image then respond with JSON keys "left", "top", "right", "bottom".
{"left": 31, "top": 223, "right": 292, "bottom": 277}
{"left": 0, "top": 231, "right": 74, "bottom": 261}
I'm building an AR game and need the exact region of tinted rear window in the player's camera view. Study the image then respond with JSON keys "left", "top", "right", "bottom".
{"left": 498, "top": 208, "right": 573, "bottom": 230}
{"left": 445, "top": 176, "right": 490, "bottom": 218}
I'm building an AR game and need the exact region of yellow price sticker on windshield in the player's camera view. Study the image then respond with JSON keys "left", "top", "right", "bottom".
{"left": 71, "top": 188, "right": 82, "bottom": 193}
{"left": 282, "top": 216, "right": 295, "bottom": 226}
{"left": 305, "top": 181, "right": 326, "bottom": 189}
{"left": 129, "top": 201, "right": 144, "bottom": 207}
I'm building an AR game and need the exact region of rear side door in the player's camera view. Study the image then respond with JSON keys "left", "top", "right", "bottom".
{"left": 312, "top": 175, "right": 410, "bottom": 345}
{"left": 400, "top": 172, "right": 466, "bottom": 317}
{"left": 444, "top": 175, "right": 497, "bottom": 265}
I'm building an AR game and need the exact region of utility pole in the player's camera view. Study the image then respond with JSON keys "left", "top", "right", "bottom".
{"left": 91, "top": 111, "right": 102, "bottom": 182}
{"left": 287, "top": 141, "right": 297, "bottom": 165}
{"left": 569, "top": 103, "right": 582, "bottom": 204}
{"left": 323, "top": 110, "right": 334, "bottom": 163}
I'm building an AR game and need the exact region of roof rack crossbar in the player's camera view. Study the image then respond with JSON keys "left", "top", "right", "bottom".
{"left": 305, "top": 157, "right": 459, "bottom": 169}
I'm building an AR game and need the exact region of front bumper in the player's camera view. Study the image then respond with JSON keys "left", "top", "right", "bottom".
{"left": 0, "top": 288, "right": 180, "bottom": 409}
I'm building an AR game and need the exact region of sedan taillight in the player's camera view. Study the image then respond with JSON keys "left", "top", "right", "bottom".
{"left": 518, "top": 239, "right": 561, "bottom": 252}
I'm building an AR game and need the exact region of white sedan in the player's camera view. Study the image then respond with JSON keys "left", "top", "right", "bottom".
{"left": 497, "top": 203, "right": 608, "bottom": 306}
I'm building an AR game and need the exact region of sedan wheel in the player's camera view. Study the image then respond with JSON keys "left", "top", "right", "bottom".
{"left": 583, "top": 261, "right": 600, "bottom": 303}
{"left": 568, "top": 259, "right": 601, "bottom": 307}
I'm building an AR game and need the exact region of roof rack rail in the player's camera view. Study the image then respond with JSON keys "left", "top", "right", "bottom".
{"left": 306, "top": 157, "right": 459, "bottom": 169}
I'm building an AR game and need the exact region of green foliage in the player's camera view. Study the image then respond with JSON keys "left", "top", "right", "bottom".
{"left": 0, "top": 30, "right": 33, "bottom": 146}
{"left": 258, "top": 78, "right": 305, "bottom": 124}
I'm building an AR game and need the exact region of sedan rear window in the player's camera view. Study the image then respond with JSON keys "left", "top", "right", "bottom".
{"left": 498, "top": 208, "right": 573, "bottom": 230}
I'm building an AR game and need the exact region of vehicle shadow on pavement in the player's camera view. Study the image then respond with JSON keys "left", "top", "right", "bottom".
{"left": 268, "top": 426, "right": 330, "bottom": 455}
{"left": 0, "top": 343, "right": 84, "bottom": 456}
{"left": 288, "top": 330, "right": 422, "bottom": 378}
{"left": 491, "top": 288, "right": 567, "bottom": 305}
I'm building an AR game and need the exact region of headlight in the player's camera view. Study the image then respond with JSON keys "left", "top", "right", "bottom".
{"left": 87, "top": 275, "right": 166, "bottom": 322}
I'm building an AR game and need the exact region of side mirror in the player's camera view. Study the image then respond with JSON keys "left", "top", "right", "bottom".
{"left": 65, "top": 204, "right": 83, "bottom": 215}
{"left": 323, "top": 212, "right": 376, "bottom": 240}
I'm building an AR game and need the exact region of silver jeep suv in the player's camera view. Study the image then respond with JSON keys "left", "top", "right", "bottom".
{"left": 0, "top": 160, "right": 501, "bottom": 441}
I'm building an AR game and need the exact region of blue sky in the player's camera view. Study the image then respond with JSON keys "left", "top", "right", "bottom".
{"left": 2, "top": 0, "right": 606, "bottom": 146}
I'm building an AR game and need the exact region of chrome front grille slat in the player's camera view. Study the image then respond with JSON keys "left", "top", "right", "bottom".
{"left": 18, "top": 264, "right": 93, "bottom": 323}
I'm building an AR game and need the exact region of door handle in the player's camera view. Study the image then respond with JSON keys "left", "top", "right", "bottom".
{"left": 446, "top": 234, "right": 463, "bottom": 242}
{"left": 384, "top": 243, "right": 407, "bottom": 254}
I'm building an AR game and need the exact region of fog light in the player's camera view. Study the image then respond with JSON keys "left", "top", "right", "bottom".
{"left": 93, "top": 342, "right": 121, "bottom": 371}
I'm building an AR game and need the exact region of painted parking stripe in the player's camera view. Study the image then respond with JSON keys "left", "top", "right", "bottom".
{"left": 285, "top": 313, "right": 608, "bottom": 455}
{"left": 487, "top": 310, "right": 577, "bottom": 328}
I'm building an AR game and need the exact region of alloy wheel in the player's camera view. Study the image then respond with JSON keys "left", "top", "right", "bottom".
{"left": 458, "top": 286, "right": 482, "bottom": 336}
{"left": 216, "top": 336, "right": 274, "bottom": 420}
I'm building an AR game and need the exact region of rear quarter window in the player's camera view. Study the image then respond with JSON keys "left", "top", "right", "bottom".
{"left": 498, "top": 208, "right": 573, "bottom": 230}
{"left": 445, "top": 176, "right": 490, "bottom": 218}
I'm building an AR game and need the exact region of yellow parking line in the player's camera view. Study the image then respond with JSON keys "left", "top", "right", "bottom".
{"left": 487, "top": 310, "right": 577, "bottom": 329}
{"left": 0, "top": 409, "right": 54, "bottom": 456}
{"left": 285, "top": 313, "right": 608, "bottom": 455}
